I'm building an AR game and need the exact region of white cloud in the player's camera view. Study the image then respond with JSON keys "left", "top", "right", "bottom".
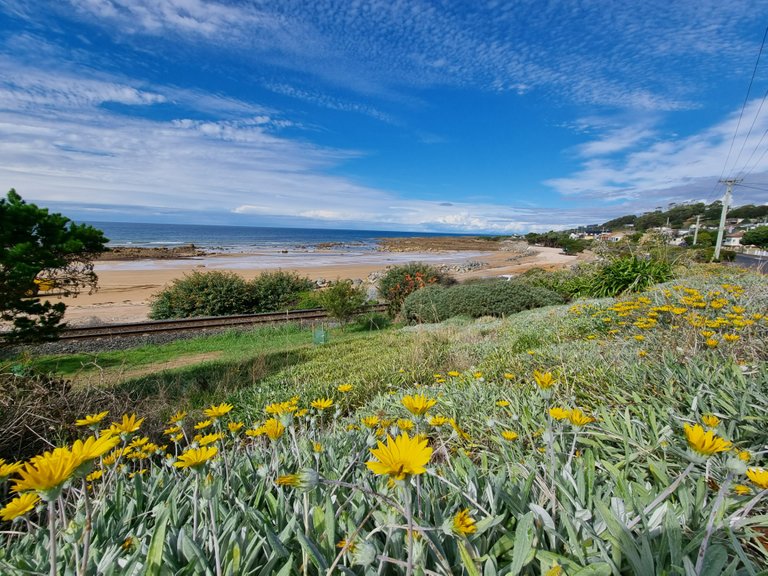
{"left": 547, "top": 99, "right": 768, "bottom": 205}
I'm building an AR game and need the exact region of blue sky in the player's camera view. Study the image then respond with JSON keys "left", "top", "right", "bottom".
{"left": 2, "top": 0, "right": 768, "bottom": 233}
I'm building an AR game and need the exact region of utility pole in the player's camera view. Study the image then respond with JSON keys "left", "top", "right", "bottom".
{"left": 713, "top": 179, "right": 740, "bottom": 261}
{"left": 692, "top": 214, "right": 701, "bottom": 245}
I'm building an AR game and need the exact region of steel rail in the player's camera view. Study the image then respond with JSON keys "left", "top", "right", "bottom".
{"left": 55, "top": 304, "right": 388, "bottom": 340}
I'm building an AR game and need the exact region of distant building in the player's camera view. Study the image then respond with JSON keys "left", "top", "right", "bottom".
{"left": 723, "top": 232, "right": 744, "bottom": 248}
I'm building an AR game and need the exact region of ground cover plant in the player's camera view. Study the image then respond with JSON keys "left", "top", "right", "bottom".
{"left": 1, "top": 266, "right": 767, "bottom": 574}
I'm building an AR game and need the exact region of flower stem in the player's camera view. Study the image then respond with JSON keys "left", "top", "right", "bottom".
{"left": 208, "top": 499, "right": 222, "bottom": 576}
{"left": 48, "top": 500, "right": 57, "bottom": 576}
{"left": 80, "top": 480, "right": 93, "bottom": 576}
{"left": 695, "top": 472, "right": 732, "bottom": 575}
{"left": 404, "top": 486, "right": 414, "bottom": 576}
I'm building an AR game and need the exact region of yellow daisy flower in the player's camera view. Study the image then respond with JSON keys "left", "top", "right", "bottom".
{"left": 75, "top": 411, "right": 109, "bottom": 427}
{"left": 311, "top": 398, "right": 334, "bottom": 410}
{"left": 500, "top": 430, "right": 518, "bottom": 441}
{"left": 401, "top": 394, "right": 437, "bottom": 416}
{"left": 337, "top": 384, "right": 353, "bottom": 393}
{"left": 683, "top": 423, "right": 732, "bottom": 456}
{"left": 173, "top": 446, "right": 218, "bottom": 471}
{"left": 262, "top": 418, "right": 285, "bottom": 441}
{"left": 549, "top": 407, "right": 571, "bottom": 421}
{"left": 204, "top": 403, "right": 233, "bottom": 419}
{"left": 746, "top": 467, "right": 768, "bottom": 490}
{"left": 0, "top": 492, "right": 40, "bottom": 521}
{"left": 366, "top": 433, "right": 432, "bottom": 480}
{"left": 452, "top": 508, "right": 477, "bottom": 535}
{"left": 568, "top": 408, "right": 596, "bottom": 427}
{"left": 533, "top": 370, "right": 554, "bottom": 390}
{"left": 701, "top": 414, "right": 720, "bottom": 428}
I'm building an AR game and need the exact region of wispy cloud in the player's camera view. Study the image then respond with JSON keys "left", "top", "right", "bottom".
{"left": 547, "top": 99, "right": 768, "bottom": 205}
{"left": 8, "top": 0, "right": 761, "bottom": 112}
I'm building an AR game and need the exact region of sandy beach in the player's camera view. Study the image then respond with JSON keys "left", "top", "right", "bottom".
{"left": 59, "top": 244, "right": 580, "bottom": 325}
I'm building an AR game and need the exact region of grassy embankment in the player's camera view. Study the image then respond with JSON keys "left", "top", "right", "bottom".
{"left": 1, "top": 265, "right": 767, "bottom": 574}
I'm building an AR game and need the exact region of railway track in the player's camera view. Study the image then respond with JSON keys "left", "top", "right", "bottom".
{"left": 57, "top": 304, "right": 389, "bottom": 340}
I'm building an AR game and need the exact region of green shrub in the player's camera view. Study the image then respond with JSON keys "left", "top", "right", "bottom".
{"left": 577, "top": 256, "right": 673, "bottom": 298}
{"left": 317, "top": 279, "right": 367, "bottom": 324}
{"left": 401, "top": 279, "right": 565, "bottom": 323}
{"left": 350, "top": 312, "right": 392, "bottom": 331}
{"left": 149, "top": 271, "right": 253, "bottom": 319}
{"left": 290, "top": 289, "right": 325, "bottom": 310}
{"left": 248, "top": 270, "right": 315, "bottom": 312}
{"left": 378, "top": 262, "right": 455, "bottom": 316}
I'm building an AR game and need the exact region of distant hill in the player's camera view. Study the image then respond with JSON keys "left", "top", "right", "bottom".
{"left": 597, "top": 202, "right": 768, "bottom": 231}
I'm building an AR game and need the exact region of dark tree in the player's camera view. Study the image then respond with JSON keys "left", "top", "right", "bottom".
{"left": 741, "top": 226, "right": 768, "bottom": 249}
{"left": 1, "top": 189, "right": 108, "bottom": 344}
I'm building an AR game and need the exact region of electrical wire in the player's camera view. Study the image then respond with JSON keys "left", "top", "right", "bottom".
{"left": 706, "top": 25, "right": 768, "bottom": 203}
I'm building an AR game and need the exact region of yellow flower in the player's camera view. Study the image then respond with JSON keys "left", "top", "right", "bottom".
{"left": 568, "top": 408, "right": 596, "bottom": 427}
{"left": 452, "top": 508, "right": 477, "bottom": 535}
{"left": 337, "top": 539, "right": 358, "bottom": 553}
{"left": 428, "top": 415, "right": 449, "bottom": 426}
{"left": 700, "top": 330, "right": 715, "bottom": 338}
{"left": 449, "top": 418, "right": 471, "bottom": 441}
{"left": 168, "top": 410, "right": 187, "bottom": 424}
{"left": 312, "top": 442, "right": 323, "bottom": 453}
{"left": 86, "top": 470, "right": 103, "bottom": 482}
{"left": 110, "top": 414, "right": 144, "bottom": 435}
{"left": 503, "top": 372, "right": 515, "bottom": 380}
{"left": 633, "top": 335, "right": 645, "bottom": 342}
{"left": 746, "top": 467, "right": 768, "bottom": 490}
{"left": 337, "top": 384, "right": 353, "bottom": 393}
{"left": 533, "top": 370, "right": 554, "bottom": 390}
{"left": 197, "top": 432, "right": 224, "bottom": 446}
{"left": 683, "top": 423, "right": 732, "bottom": 456}
{"left": 396, "top": 418, "right": 414, "bottom": 431}
{"left": 723, "top": 333, "right": 740, "bottom": 342}
{"left": 366, "top": 433, "right": 432, "bottom": 480}
{"left": 496, "top": 400, "right": 510, "bottom": 407}
{"left": 549, "top": 407, "right": 571, "bottom": 421}
{"left": 129, "top": 436, "right": 149, "bottom": 449}
{"left": 362, "top": 415, "right": 380, "bottom": 428}
{"left": 705, "top": 338, "right": 718, "bottom": 348}
{"left": 500, "top": 430, "right": 518, "bottom": 441}
{"left": 276, "top": 474, "right": 300, "bottom": 487}
{"left": 401, "top": 394, "right": 437, "bottom": 416}
{"left": 447, "top": 371, "right": 460, "bottom": 377}
{"left": 12, "top": 449, "right": 80, "bottom": 499}
{"left": 737, "top": 450, "right": 751, "bottom": 462}
{"left": 311, "top": 398, "right": 333, "bottom": 410}
{"left": 173, "top": 446, "right": 218, "bottom": 470}
{"left": 733, "top": 484, "right": 752, "bottom": 496}
{"left": 265, "top": 400, "right": 298, "bottom": 415}
{"left": 545, "top": 564, "right": 564, "bottom": 576}
{"left": 194, "top": 420, "right": 212, "bottom": 430}
{"left": 0, "top": 460, "right": 24, "bottom": 479}
{"left": 473, "top": 371, "right": 483, "bottom": 379}
{"left": 701, "top": 414, "right": 720, "bottom": 428}
{"left": 245, "top": 428, "right": 263, "bottom": 438}
{"left": 0, "top": 492, "right": 40, "bottom": 521}
{"left": 170, "top": 433, "right": 184, "bottom": 443}
{"left": 75, "top": 411, "right": 109, "bottom": 427}
{"left": 204, "top": 403, "right": 233, "bottom": 419}
{"left": 228, "top": 421, "right": 244, "bottom": 433}
{"left": 262, "top": 418, "right": 285, "bottom": 441}
{"left": 164, "top": 425, "right": 182, "bottom": 435}
{"left": 70, "top": 434, "right": 121, "bottom": 468}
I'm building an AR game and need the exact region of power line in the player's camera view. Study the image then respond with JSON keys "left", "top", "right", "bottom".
{"left": 734, "top": 182, "right": 768, "bottom": 193}
{"left": 732, "top": 85, "right": 768, "bottom": 178}
{"left": 707, "top": 25, "right": 768, "bottom": 203}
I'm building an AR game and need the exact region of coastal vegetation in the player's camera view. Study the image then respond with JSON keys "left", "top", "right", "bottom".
{"left": 1, "top": 264, "right": 766, "bottom": 574}
{"left": 0, "top": 189, "right": 107, "bottom": 344}
{"left": 149, "top": 270, "right": 315, "bottom": 319}
{"left": 377, "top": 263, "right": 456, "bottom": 316}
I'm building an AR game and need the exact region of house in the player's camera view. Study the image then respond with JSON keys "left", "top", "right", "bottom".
{"left": 723, "top": 232, "right": 744, "bottom": 248}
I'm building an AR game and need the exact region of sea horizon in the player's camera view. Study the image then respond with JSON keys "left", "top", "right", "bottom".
{"left": 84, "top": 220, "right": 474, "bottom": 253}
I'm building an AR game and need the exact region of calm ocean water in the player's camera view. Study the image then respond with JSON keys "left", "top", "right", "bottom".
{"left": 85, "top": 221, "right": 454, "bottom": 252}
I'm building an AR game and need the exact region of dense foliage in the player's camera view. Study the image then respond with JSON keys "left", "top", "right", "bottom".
{"left": 741, "top": 225, "right": 768, "bottom": 248}
{"left": 149, "top": 270, "right": 315, "bottom": 319}
{"left": 523, "top": 231, "right": 587, "bottom": 254}
{"left": 1, "top": 269, "right": 767, "bottom": 574}
{"left": 149, "top": 270, "right": 253, "bottom": 319}
{"left": 0, "top": 189, "right": 108, "bottom": 344}
{"left": 317, "top": 279, "right": 368, "bottom": 324}
{"left": 401, "top": 279, "right": 564, "bottom": 323}
{"left": 377, "top": 263, "right": 455, "bottom": 316}
{"left": 573, "top": 255, "right": 673, "bottom": 298}
{"left": 249, "top": 270, "right": 315, "bottom": 312}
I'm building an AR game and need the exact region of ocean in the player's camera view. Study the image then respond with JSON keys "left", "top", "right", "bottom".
{"left": 86, "top": 222, "right": 481, "bottom": 272}
{"left": 86, "top": 221, "right": 453, "bottom": 252}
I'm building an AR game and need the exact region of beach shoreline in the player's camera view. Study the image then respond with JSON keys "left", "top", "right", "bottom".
{"left": 59, "top": 243, "right": 583, "bottom": 325}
